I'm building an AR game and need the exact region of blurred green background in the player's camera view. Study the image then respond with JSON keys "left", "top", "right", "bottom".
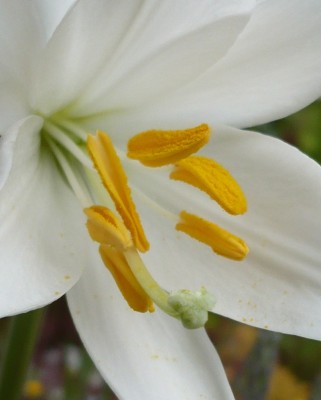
{"left": 0, "top": 101, "right": 321, "bottom": 400}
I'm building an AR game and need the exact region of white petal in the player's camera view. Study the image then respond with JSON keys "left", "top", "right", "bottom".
{"left": 0, "top": 1, "right": 58, "bottom": 130}
{"left": 0, "top": 0, "right": 76, "bottom": 129}
{"left": 0, "top": 116, "right": 38, "bottom": 189}
{"left": 124, "top": 126, "right": 321, "bottom": 340}
{"left": 0, "top": 0, "right": 44, "bottom": 85}
{"left": 190, "top": 0, "right": 321, "bottom": 126}
{"left": 0, "top": 79, "right": 30, "bottom": 132}
{"left": 30, "top": 0, "right": 145, "bottom": 114}
{"left": 71, "top": 0, "right": 255, "bottom": 115}
{"left": 67, "top": 253, "right": 234, "bottom": 400}
{"left": 98, "top": 0, "right": 321, "bottom": 131}
{"left": 31, "top": 0, "right": 76, "bottom": 42}
{"left": 0, "top": 116, "right": 90, "bottom": 316}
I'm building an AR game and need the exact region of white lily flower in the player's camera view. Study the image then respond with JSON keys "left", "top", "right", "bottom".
{"left": 1, "top": 1, "right": 321, "bottom": 399}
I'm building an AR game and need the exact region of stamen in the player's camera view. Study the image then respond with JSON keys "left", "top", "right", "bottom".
{"left": 83, "top": 196, "right": 215, "bottom": 327}
{"left": 44, "top": 121, "right": 93, "bottom": 169}
{"left": 127, "top": 124, "right": 210, "bottom": 167}
{"left": 46, "top": 138, "right": 92, "bottom": 207}
{"left": 82, "top": 126, "right": 242, "bottom": 328}
{"left": 176, "top": 211, "right": 249, "bottom": 261}
{"left": 57, "top": 119, "right": 88, "bottom": 141}
{"left": 171, "top": 156, "right": 247, "bottom": 215}
{"left": 84, "top": 206, "right": 133, "bottom": 250}
{"left": 87, "top": 131, "right": 149, "bottom": 252}
{"left": 100, "top": 245, "right": 154, "bottom": 313}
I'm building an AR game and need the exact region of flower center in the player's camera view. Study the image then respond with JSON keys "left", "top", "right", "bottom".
{"left": 41, "top": 117, "right": 248, "bottom": 329}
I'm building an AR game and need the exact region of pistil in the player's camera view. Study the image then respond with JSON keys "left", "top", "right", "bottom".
{"left": 85, "top": 203, "right": 214, "bottom": 328}
{"left": 124, "top": 247, "right": 215, "bottom": 329}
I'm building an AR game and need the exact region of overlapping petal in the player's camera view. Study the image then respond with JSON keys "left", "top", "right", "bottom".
{"left": 0, "top": 0, "right": 45, "bottom": 130}
{"left": 30, "top": 0, "right": 145, "bottom": 114}
{"left": 70, "top": 0, "right": 255, "bottom": 114}
{"left": 31, "top": 0, "right": 76, "bottom": 42}
{"left": 67, "top": 254, "right": 234, "bottom": 400}
{"left": 183, "top": 0, "right": 321, "bottom": 126}
{"left": 124, "top": 125, "right": 321, "bottom": 340}
{"left": 0, "top": 80, "right": 30, "bottom": 133}
{"left": 31, "top": 0, "right": 256, "bottom": 116}
{"left": 0, "top": 116, "right": 89, "bottom": 316}
{"left": 0, "top": 0, "right": 43, "bottom": 84}
{"left": 93, "top": 0, "right": 321, "bottom": 141}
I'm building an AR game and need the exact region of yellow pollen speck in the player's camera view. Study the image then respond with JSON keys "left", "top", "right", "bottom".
{"left": 171, "top": 156, "right": 247, "bottom": 215}
{"left": 64, "top": 275, "right": 71, "bottom": 280}
{"left": 176, "top": 211, "right": 249, "bottom": 261}
{"left": 87, "top": 131, "right": 149, "bottom": 252}
{"left": 24, "top": 380, "right": 44, "bottom": 398}
{"left": 127, "top": 124, "right": 210, "bottom": 167}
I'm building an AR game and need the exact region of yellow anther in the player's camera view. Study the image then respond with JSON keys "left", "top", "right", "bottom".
{"left": 176, "top": 211, "right": 249, "bottom": 261}
{"left": 100, "top": 244, "right": 155, "bottom": 313}
{"left": 127, "top": 124, "right": 210, "bottom": 167}
{"left": 171, "top": 156, "right": 247, "bottom": 215}
{"left": 87, "top": 131, "right": 149, "bottom": 252}
{"left": 84, "top": 206, "right": 133, "bottom": 250}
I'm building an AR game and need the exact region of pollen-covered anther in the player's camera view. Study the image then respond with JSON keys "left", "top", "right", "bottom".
{"left": 87, "top": 131, "right": 149, "bottom": 252}
{"left": 127, "top": 124, "right": 210, "bottom": 167}
{"left": 176, "top": 211, "right": 249, "bottom": 261}
{"left": 171, "top": 156, "right": 247, "bottom": 215}
{"left": 84, "top": 206, "right": 133, "bottom": 250}
{"left": 100, "top": 245, "right": 154, "bottom": 313}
